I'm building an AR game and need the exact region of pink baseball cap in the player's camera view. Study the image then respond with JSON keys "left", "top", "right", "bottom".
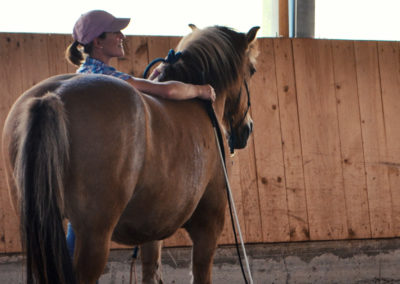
{"left": 73, "top": 10, "right": 130, "bottom": 45}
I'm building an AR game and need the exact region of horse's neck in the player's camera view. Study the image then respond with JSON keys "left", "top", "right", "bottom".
{"left": 213, "top": 95, "right": 226, "bottom": 123}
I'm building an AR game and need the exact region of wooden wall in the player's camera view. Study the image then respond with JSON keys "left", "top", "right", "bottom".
{"left": 0, "top": 33, "right": 399, "bottom": 254}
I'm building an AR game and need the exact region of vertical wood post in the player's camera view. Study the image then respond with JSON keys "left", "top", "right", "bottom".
{"left": 279, "top": 0, "right": 289, "bottom": 37}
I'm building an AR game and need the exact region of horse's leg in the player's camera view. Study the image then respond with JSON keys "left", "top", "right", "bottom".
{"left": 185, "top": 186, "right": 227, "bottom": 284}
{"left": 186, "top": 230, "right": 219, "bottom": 284}
{"left": 73, "top": 229, "right": 113, "bottom": 284}
{"left": 140, "top": 240, "right": 164, "bottom": 284}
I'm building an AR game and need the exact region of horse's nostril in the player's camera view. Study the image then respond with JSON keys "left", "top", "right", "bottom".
{"left": 249, "top": 121, "right": 253, "bottom": 133}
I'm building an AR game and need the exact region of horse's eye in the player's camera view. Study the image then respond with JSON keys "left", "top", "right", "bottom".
{"left": 250, "top": 66, "right": 256, "bottom": 76}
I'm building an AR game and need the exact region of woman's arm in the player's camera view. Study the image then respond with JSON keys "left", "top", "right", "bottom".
{"left": 126, "top": 77, "right": 216, "bottom": 101}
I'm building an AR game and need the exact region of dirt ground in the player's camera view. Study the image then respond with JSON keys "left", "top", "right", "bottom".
{"left": 2, "top": 238, "right": 400, "bottom": 283}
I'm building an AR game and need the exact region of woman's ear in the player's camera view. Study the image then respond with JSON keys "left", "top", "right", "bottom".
{"left": 93, "top": 37, "right": 103, "bottom": 49}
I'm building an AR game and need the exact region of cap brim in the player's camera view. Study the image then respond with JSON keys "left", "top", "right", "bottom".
{"left": 104, "top": 18, "right": 131, "bottom": 32}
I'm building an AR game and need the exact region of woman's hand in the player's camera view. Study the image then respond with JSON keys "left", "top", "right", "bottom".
{"left": 148, "top": 64, "right": 164, "bottom": 81}
{"left": 197, "top": 84, "right": 216, "bottom": 102}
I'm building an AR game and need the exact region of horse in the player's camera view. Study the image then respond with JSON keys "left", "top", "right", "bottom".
{"left": 2, "top": 25, "right": 259, "bottom": 284}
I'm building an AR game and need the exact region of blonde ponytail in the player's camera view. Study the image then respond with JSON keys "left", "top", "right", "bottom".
{"left": 65, "top": 41, "right": 84, "bottom": 67}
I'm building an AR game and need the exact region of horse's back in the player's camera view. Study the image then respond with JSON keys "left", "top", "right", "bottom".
{"left": 2, "top": 74, "right": 147, "bottom": 217}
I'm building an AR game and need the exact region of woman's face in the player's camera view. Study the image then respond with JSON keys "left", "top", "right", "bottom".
{"left": 98, "top": 31, "right": 125, "bottom": 58}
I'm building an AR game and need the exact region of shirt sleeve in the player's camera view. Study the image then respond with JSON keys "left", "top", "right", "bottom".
{"left": 104, "top": 69, "right": 131, "bottom": 81}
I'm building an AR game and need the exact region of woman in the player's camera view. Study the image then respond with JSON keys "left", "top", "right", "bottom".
{"left": 66, "top": 9, "right": 215, "bottom": 101}
{"left": 65, "top": 10, "right": 215, "bottom": 260}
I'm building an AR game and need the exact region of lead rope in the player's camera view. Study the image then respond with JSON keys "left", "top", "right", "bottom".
{"left": 129, "top": 260, "right": 137, "bottom": 284}
{"left": 206, "top": 101, "right": 253, "bottom": 284}
{"left": 143, "top": 49, "right": 182, "bottom": 78}
{"left": 129, "top": 246, "right": 139, "bottom": 284}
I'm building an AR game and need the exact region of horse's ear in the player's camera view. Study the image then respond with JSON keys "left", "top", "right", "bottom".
{"left": 188, "top": 24, "right": 198, "bottom": 31}
{"left": 246, "top": 26, "right": 260, "bottom": 44}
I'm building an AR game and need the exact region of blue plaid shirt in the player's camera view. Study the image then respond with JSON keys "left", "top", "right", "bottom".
{"left": 76, "top": 57, "right": 131, "bottom": 81}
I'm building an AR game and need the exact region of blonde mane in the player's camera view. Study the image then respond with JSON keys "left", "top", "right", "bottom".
{"left": 159, "top": 26, "right": 251, "bottom": 93}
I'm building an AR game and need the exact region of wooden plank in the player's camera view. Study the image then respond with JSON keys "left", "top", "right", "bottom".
{"left": 331, "top": 40, "right": 371, "bottom": 239}
{"left": 377, "top": 41, "right": 400, "bottom": 236}
{"left": 354, "top": 41, "right": 393, "bottom": 238}
{"left": 163, "top": 229, "right": 192, "bottom": 247}
{"left": 251, "top": 38, "right": 290, "bottom": 243}
{"left": 273, "top": 38, "right": 310, "bottom": 241}
{"left": 232, "top": 150, "right": 250, "bottom": 243}
{"left": 279, "top": 0, "right": 289, "bottom": 37}
{"left": 238, "top": 136, "right": 263, "bottom": 243}
{"left": 218, "top": 209, "right": 235, "bottom": 244}
{"left": 219, "top": 154, "right": 246, "bottom": 245}
{"left": 148, "top": 36, "right": 170, "bottom": 65}
{"left": 218, "top": 190, "right": 235, "bottom": 244}
{"left": 19, "top": 34, "right": 51, "bottom": 88}
{"left": 46, "top": 34, "right": 70, "bottom": 76}
{"left": 147, "top": 36, "right": 169, "bottom": 58}
{"left": 117, "top": 35, "right": 149, "bottom": 78}
{"left": 169, "top": 36, "right": 182, "bottom": 51}
{"left": 0, "top": 34, "right": 25, "bottom": 253}
{"left": 292, "top": 39, "right": 347, "bottom": 240}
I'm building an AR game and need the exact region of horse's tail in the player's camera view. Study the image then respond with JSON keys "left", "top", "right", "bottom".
{"left": 14, "top": 92, "right": 76, "bottom": 284}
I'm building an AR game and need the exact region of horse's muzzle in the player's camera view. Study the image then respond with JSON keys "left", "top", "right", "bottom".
{"left": 231, "top": 120, "right": 253, "bottom": 150}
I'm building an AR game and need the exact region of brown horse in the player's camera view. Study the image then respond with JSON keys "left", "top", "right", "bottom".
{"left": 2, "top": 25, "right": 259, "bottom": 284}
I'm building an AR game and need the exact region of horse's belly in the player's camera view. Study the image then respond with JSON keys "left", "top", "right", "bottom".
{"left": 111, "top": 221, "right": 177, "bottom": 245}
{"left": 111, "top": 212, "right": 186, "bottom": 245}
{"left": 111, "top": 184, "right": 205, "bottom": 245}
